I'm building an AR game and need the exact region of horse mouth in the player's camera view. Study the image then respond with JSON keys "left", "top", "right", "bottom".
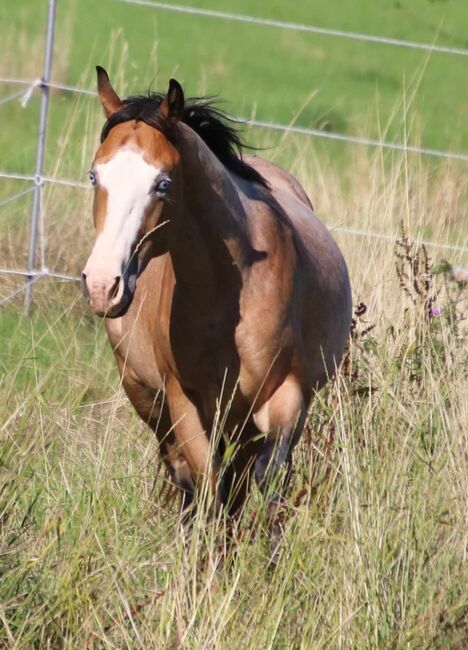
{"left": 99, "top": 294, "right": 132, "bottom": 319}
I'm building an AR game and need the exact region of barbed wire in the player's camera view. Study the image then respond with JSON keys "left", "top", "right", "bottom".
{"left": 115, "top": 0, "right": 468, "bottom": 58}
{"left": 48, "top": 81, "right": 97, "bottom": 96}
{"left": 41, "top": 175, "right": 90, "bottom": 189}
{"left": 2, "top": 216, "right": 467, "bottom": 308}
{"left": 1, "top": 227, "right": 466, "bottom": 308}
{"left": 0, "top": 78, "right": 467, "bottom": 274}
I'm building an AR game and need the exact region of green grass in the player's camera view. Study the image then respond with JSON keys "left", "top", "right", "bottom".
{"left": 0, "top": 302, "right": 111, "bottom": 398}
{"left": 1, "top": 0, "right": 468, "bottom": 177}
{"left": 1, "top": 1, "right": 468, "bottom": 647}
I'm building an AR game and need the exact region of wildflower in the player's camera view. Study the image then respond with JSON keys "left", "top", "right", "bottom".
{"left": 430, "top": 305, "right": 443, "bottom": 318}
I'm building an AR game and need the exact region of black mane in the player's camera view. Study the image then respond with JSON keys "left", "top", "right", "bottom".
{"left": 101, "top": 93, "right": 268, "bottom": 188}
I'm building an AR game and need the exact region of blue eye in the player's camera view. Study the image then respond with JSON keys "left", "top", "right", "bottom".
{"left": 89, "top": 170, "right": 97, "bottom": 186}
{"left": 154, "top": 177, "right": 171, "bottom": 194}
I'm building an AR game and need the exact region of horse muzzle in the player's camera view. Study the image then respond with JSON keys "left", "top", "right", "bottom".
{"left": 81, "top": 258, "right": 138, "bottom": 318}
{"left": 81, "top": 269, "right": 122, "bottom": 315}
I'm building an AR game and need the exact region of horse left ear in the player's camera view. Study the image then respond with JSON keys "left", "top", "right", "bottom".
{"left": 160, "top": 78, "right": 184, "bottom": 122}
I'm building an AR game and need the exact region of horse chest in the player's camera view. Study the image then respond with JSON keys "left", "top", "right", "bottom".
{"left": 172, "top": 315, "right": 236, "bottom": 382}
{"left": 105, "top": 317, "right": 164, "bottom": 390}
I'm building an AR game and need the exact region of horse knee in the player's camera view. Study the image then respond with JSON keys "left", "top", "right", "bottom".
{"left": 253, "top": 374, "right": 306, "bottom": 492}
{"left": 253, "top": 373, "right": 305, "bottom": 434}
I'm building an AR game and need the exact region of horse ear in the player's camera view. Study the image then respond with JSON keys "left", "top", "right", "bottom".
{"left": 160, "top": 78, "right": 184, "bottom": 123}
{"left": 96, "top": 66, "right": 123, "bottom": 117}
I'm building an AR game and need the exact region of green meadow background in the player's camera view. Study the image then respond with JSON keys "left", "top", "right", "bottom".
{"left": 0, "top": 1, "right": 467, "bottom": 648}
{"left": 1, "top": 0, "right": 468, "bottom": 174}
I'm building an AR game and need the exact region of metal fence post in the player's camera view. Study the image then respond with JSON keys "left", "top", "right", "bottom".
{"left": 24, "top": 0, "right": 57, "bottom": 315}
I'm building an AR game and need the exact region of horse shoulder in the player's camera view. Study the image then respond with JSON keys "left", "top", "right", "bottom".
{"left": 234, "top": 195, "right": 300, "bottom": 402}
{"left": 247, "top": 159, "right": 351, "bottom": 308}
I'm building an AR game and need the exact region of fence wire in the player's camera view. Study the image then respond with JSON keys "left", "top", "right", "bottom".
{"left": 0, "top": 273, "right": 44, "bottom": 306}
{"left": 115, "top": 0, "right": 468, "bottom": 58}
{"left": 1, "top": 0, "right": 468, "bottom": 309}
{"left": 242, "top": 118, "right": 468, "bottom": 163}
{"left": 0, "top": 88, "right": 30, "bottom": 106}
{"left": 0, "top": 186, "right": 36, "bottom": 209}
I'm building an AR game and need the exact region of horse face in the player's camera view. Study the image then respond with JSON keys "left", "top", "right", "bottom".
{"left": 82, "top": 68, "right": 183, "bottom": 318}
{"left": 83, "top": 125, "right": 179, "bottom": 318}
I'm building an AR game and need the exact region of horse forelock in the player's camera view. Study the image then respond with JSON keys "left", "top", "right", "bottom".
{"left": 100, "top": 93, "right": 167, "bottom": 144}
{"left": 95, "top": 121, "right": 179, "bottom": 171}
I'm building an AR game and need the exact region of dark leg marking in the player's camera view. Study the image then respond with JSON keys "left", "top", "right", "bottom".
{"left": 254, "top": 421, "right": 304, "bottom": 564}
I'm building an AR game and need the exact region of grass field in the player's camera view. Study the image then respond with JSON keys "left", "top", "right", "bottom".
{"left": 1, "top": 1, "right": 468, "bottom": 648}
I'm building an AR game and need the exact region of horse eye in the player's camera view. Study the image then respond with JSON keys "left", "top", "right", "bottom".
{"left": 89, "top": 171, "right": 97, "bottom": 186}
{"left": 154, "top": 177, "right": 171, "bottom": 194}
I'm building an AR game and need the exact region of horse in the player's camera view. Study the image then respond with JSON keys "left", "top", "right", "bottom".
{"left": 82, "top": 66, "right": 352, "bottom": 537}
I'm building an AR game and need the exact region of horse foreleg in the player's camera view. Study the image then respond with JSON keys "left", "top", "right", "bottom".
{"left": 220, "top": 422, "right": 259, "bottom": 518}
{"left": 118, "top": 368, "right": 195, "bottom": 520}
{"left": 253, "top": 374, "right": 306, "bottom": 560}
{"left": 165, "top": 377, "right": 223, "bottom": 518}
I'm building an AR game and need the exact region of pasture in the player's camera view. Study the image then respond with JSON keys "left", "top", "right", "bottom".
{"left": 1, "top": 0, "right": 467, "bottom": 647}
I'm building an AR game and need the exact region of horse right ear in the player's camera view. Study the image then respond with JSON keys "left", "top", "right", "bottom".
{"left": 96, "top": 66, "right": 123, "bottom": 117}
{"left": 159, "top": 78, "right": 184, "bottom": 123}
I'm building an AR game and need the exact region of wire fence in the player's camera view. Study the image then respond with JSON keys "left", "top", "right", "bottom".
{"left": 1, "top": 0, "right": 467, "bottom": 312}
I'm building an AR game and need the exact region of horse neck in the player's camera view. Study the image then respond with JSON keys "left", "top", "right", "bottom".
{"left": 165, "top": 127, "right": 254, "bottom": 300}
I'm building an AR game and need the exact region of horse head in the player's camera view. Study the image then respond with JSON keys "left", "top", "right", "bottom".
{"left": 82, "top": 67, "right": 184, "bottom": 317}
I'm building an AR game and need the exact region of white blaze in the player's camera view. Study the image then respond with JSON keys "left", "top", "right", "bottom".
{"left": 91, "top": 149, "right": 160, "bottom": 272}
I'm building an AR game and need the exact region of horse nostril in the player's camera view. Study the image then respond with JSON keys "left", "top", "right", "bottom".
{"left": 81, "top": 272, "right": 89, "bottom": 297}
{"left": 108, "top": 276, "right": 121, "bottom": 301}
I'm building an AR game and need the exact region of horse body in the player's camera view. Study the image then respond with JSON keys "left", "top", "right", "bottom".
{"left": 83, "top": 70, "right": 351, "bottom": 517}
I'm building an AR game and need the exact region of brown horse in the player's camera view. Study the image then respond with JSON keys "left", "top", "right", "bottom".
{"left": 82, "top": 67, "right": 352, "bottom": 528}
